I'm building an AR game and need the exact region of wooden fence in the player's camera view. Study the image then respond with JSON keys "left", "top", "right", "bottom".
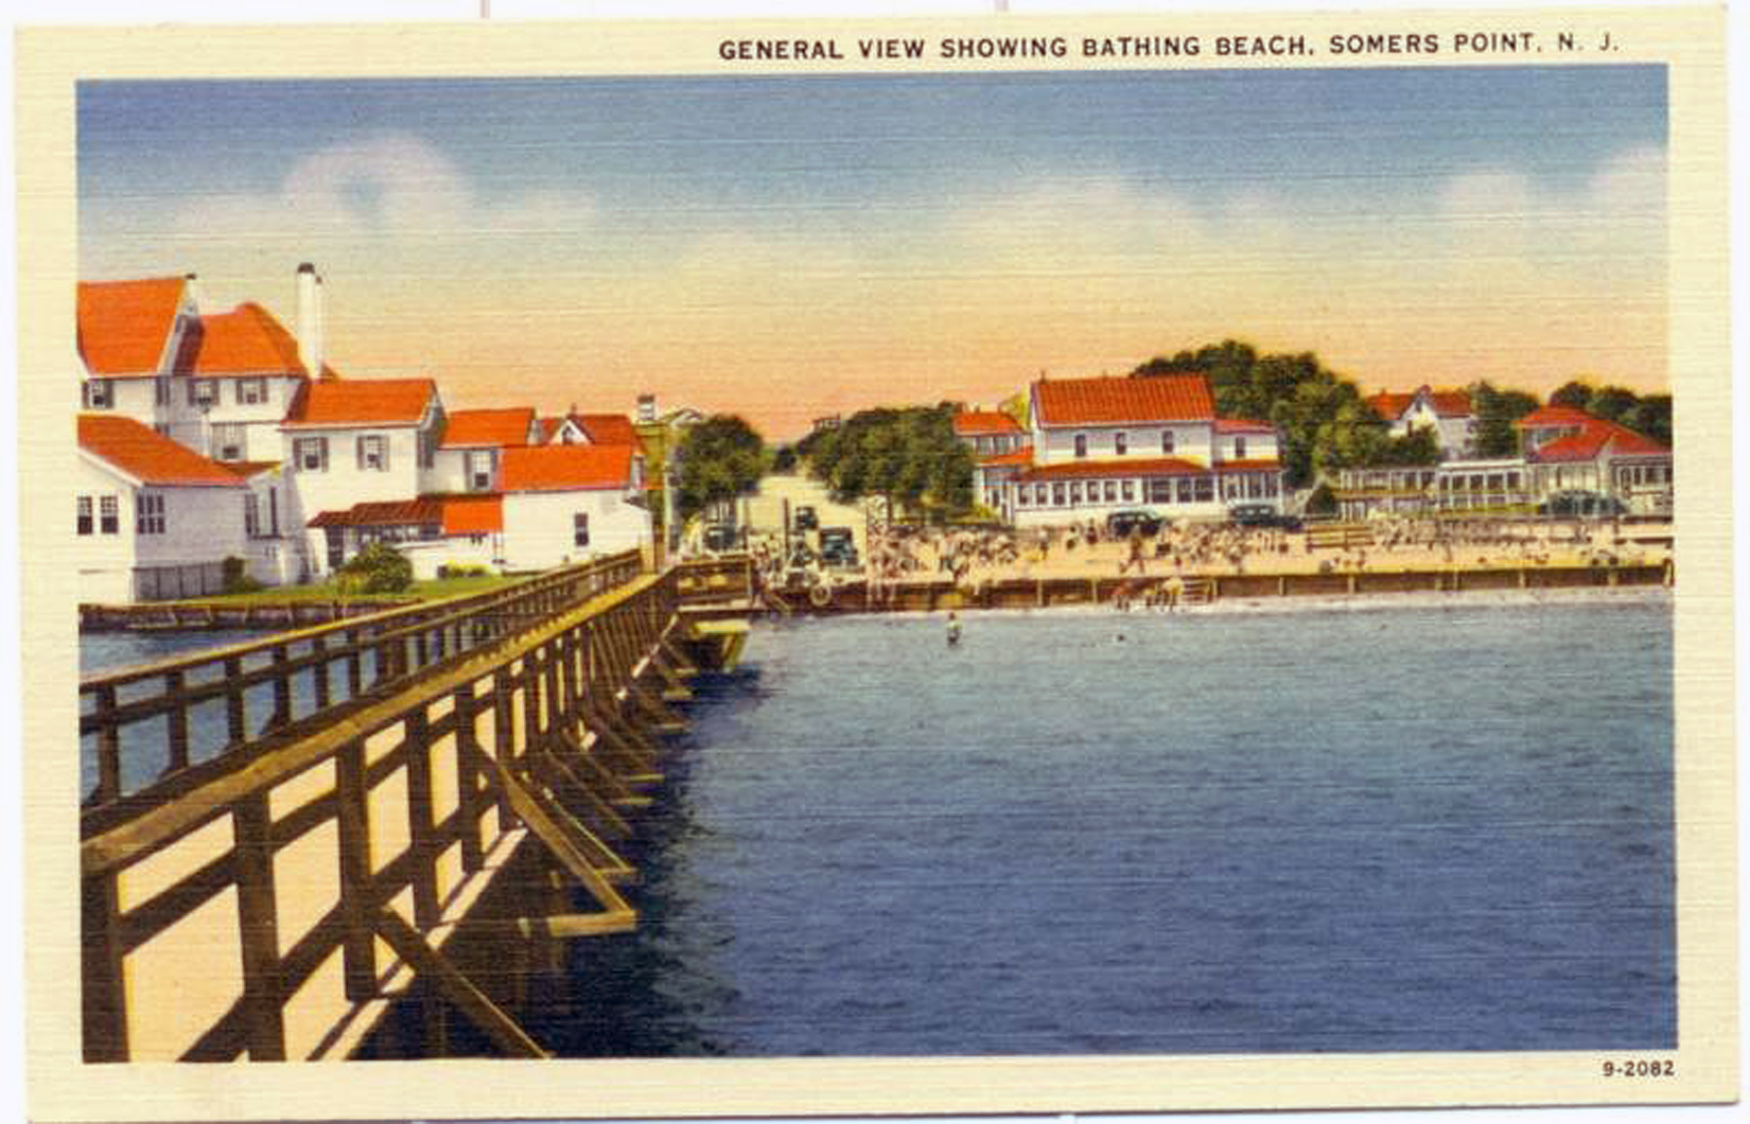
{"left": 79, "top": 554, "right": 748, "bottom": 1062}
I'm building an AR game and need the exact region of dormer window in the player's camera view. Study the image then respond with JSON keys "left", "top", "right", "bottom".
{"left": 82, "top": 380, "right": 113, "bottom": 410}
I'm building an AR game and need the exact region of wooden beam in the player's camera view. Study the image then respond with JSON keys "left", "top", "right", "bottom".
{"left": 373, "top": 908, "right": 550, "bottom": 1060}
{"left": 483, "top": 754, "right": 635, "bottom": 914}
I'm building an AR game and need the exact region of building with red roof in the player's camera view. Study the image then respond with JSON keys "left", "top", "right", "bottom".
{"left": 1516, "top": 406, "right": 1672, "bottom": 515}
{"left": 497, "top": 445, "right": 650, "bottom": 571}
{"left": 75, "top": 414, "right": 252, "bottom": 602}
{"left": 1002, "top": 373, "right": 1283, "bottom": 527}
{"left": 1365, "top": 385, "right": 1477, "bottom": 458}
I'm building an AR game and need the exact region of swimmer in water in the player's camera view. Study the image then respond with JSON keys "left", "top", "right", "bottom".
{"left": 946, "top": 611, "right": 962, "bottom": 646}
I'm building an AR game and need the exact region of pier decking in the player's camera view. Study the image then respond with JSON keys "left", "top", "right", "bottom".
{"left": 80, "top": 551, "right": 754, "bottom": 1062}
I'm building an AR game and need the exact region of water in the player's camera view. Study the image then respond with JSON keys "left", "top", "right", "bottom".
{"left": 533, "top": 592, "right": 1674, "bottom": 1057}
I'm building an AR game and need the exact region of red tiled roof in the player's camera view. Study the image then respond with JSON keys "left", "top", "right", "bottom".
{"left": 441, "top": 407, "right": 536, "bottom": 449}
{"left": 537, "top": 417, "right": 568, "bottom": 444}
{"left": 1428, "top": 390, "right": 1473, "bottom": 418}
{"left": 307, "top": 498, "right": 441, "bottom": 529}
{"left": 1366, "top": 391, "right": 1415, "bottom": 422}
{"left": 1017, "top": 456, "right": 1208, "bottom": 483}
{"left": 1534, "top": 419, "right": 1669, "bottom": 463}
{"left": 78, "top": 414, "right": 245, "bottom": 487}
{"left": 189, "top": 303, "right": 305, "bottom": 376}
{"left": 1368, "top": 387, "right": 1472, "bottom": 422}
{"left": 1514, "top": 404, "right": 1596, "bottom": 429}
{"left": 979, "top": 448, "right": 1035, "bottom": 468}
{"left": 1034, "top": 375, "right": 1214, "bottom": 427}
{"left": 576, "top": 414, "right": 639, "bottom": 446}
{"left": 440, "top": 494, "right": 504, "bottom": 535}
{"left": 77, "top": 277, "right": 188, "bottom": 376}
{"left": 501, "top": 444, "right": 635, "bottom": 492}
{"left": 955, "top": 410, "right": 1025, "bottom": 437}
{"left": 1213, "top": 418, "right": 1276, "bottom": 434}
{"left": 284, "top": 378, "right": 435, "bottom": 428}
{"left": 1215, "top": 459, "right": 1283, "bottom": 472}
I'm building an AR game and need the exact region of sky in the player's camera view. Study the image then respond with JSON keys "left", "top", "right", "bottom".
{"left": 78, "top": 66, "right": 1668, "bottom": 439}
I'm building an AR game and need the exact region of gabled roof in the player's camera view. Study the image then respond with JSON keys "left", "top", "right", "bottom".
{"left": 1213, "top": 418, "right": 1276, "bottom": 434}
{"left": 77, "top": 277, "right": 188, "bottom": 376}
{"left": 283, "top": 378, "right": 436, "bottom": 428}
{"left": 1514, "top": 404, "right": 1598, "bottom": 429}
{"left": 1368, "top": 386, "right": 1473, "bottom": 422}
{"left": 954, "top": 410, "right": 1025, "bottom": 437}
{"left": 188, "top": 303, "right": 307, "bottom": 377}
{"left": 1017, "top": 456, "right": 1209, "bottom": 483}
{"left": 1533, "top": 418, "right": 1669, "bottom": 463}
{"left": 1033, "top": 375, "right": 1214, "bottom": 427}
{"left": 78, "top": 414, "right": 245, "bottom": 487}
{"left": 501, "top": 444, "right": 635, "bottom": 492}
{"left": 539, "top": 412, "right": 640, "bottom": 447}
{"left": 441, "top": 407, "right": 536, "bottom": 449}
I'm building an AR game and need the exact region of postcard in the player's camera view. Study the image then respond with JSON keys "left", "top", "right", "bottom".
{"left": 18, "top": 4, "right": 1735, "bottom": 1121}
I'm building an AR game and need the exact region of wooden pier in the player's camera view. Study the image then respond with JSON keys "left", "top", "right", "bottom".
{"left": 79, "top": 551, "right": 754, "bottom": 1062}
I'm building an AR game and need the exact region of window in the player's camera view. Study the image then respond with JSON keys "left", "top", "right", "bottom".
{"left": 187, "top": 379, "right": 217, "bottom": 408}
{"left": 76, "top": 497, "right": 92, "bottom": 535}
{"left": 1122, "top": 480, "right": 1135, "bottom": 502}
{"left": 1016, "top": 486, "right": 1030, "bottom": 507}
{"left": 1052, "top": 483, "right": 1066, "bottom": 506}
{"left": 1235, "top": 437, "right": 1248, "bottom": 459}
{"left": 137, "top": 493, "right": 165, "bottom": 535}
{"left": 294, "top": 437, "right": 328, "bottom": 472}
{"left": 1177, "top": 478, "right": 1194, "bottom": 504}
{"left": 1161, "top": 430, "right": 1175, "bottom": 454}
{"left": 418, "top": 427, "right": 436, "bottom": 470}
{"left": 1034, "top": 483, "right": 1047, "bottom": 506}
{"left": 1074, "top": 433, "right": 1087, "bottom": 459}
{"left": 1069, "top": 481, "right": 1083, "bottom": 505}
{"left": 573, "top": 513, "right": 590, "bottom": 548}
{"left": 1114, "top": 431, "right": 1127, "bottom": 456}
{"left": 268, "top": 487, "right": 279, "bottom": 535}
{"left": 100, "top": 495, "right": 119, "bottom": 535}
{"left": 357, "top": 434, "right": 388, "bottom": 472}
{"left": 211, "top": 424, "right": 246, "bottom": 462}
{"left": 1150, "top": 479, "right": 1174, "bottom": 503}
{"left": 244, "top": 494, "right": 260, "bottom": 538}
{"left": 236, "top": 378, "right": 267, "bottom": 406}
{"left": 1193, "top": 477, "right": 1214, "bottom": 502}
{"left": 468, "top": 451, "right": 495, "bottom": 491}
{"left": 155, "top": 377, "right": 171, "bottom": 406}
{"left": 1103, "top": 480, "right": 1117, "bottom": 503}
{"left": 82, "top": 380, "right": 113, "bottom": 409}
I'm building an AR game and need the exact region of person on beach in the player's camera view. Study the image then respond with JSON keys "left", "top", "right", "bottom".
{"left": 1122, "top": 528, "right": 1147, "bottom": 576}
{"left": 945, "top": 611, "right": 962, "bottom": 646}
{"left": 1165, "top": 572, "right": 1185, "bottom": 611}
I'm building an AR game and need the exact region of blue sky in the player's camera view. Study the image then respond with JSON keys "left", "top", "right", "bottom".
{"left": 79, "top": 67, "right": 1668, "bottom": 436}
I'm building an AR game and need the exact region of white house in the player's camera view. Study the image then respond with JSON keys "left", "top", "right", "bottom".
{"left": 77, "top": 414, "right": 252, "bottom": 602}
{"left": 428, "top": 406, "right": 540, "bottom": 494}
{"left": 1366, "top": 385, "right": 1476, "bottom": 458}
{"left": 1007, "top": 374, "right": 1285, "bottom": 527}
{"left": 538, "top": 411, "right": 640, "bottom": 448}
{"left": 285, "top": 377, "right": 444, "bottom": 575}
{"left": 498, "top": 444, "right": 650, "bottom": 570}
{"left": 1515, "top": 405, "right": 1673, "bottom": 515}
{"left": 77, "top": 275, "right": 202, "bottom": 424}
{"left": 305, "top": 494, "right": 505, "bottom": 580}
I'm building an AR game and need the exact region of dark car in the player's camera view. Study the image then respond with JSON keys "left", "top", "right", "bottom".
{"left": 794, "top": 505, "right": 819, "bottom": 531}
{"left": 1228, "top": 503, "right": 1302, "bottom": 531}
{"left": 1106, "top": 509, "right": 1165, "bottom": 538}
{"left": 817, "top": 527, "right": 860, "bottom": 568}
{"left": 1538, "top": 491, "right": 1626, "bottom": 518}
{"left": 703, "top": 524, "right": 740, "bottom": 552}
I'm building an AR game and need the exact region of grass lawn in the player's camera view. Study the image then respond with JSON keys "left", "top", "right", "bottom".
{"left": 171, "top": 572, "right": 524, "bottom": 607}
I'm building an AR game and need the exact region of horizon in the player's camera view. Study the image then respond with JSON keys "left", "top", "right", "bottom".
{"left": 78, "top": 66, "right": 1668, "bottom": 442}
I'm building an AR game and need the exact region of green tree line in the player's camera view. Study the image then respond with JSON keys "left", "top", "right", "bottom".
{"left": 798, "top": 404, "right": 975, "bottom": 520}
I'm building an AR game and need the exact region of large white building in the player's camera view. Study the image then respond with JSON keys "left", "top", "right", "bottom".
{"left": 1004, "top": 374, "right": 1285, "bottom": 528}
{"left": 75, "top": 265, "right": 655, "bottom": 602}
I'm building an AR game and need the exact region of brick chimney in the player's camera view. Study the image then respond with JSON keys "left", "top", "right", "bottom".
{"left": 637, "top": 393, "right": 657, "bottom": 423}
{"left": 296, "top": 263, "right": 324, "bottom": 376}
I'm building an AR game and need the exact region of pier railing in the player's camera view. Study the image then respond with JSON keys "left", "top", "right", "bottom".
{"left": 80, "top": 550, "right": 644, "bottom": 819}
{"left": 81, "top": 555, "right": 753, "bottom": 1062}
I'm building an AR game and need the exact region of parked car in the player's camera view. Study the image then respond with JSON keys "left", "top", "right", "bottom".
{"left": 1538, "top": 491, "right": 1626, "bottom": 518}
{"left": 817, "top": 526, "right": 860, "bottom": 568}
{"left": 1105, "top": 509, "right": 1165, "bottom": 538}
{"left": 1228, "top": 503, "right": 1302, "bottom": 531}
{"left": 794, "top": 505, "right": 818, "bottom": 531}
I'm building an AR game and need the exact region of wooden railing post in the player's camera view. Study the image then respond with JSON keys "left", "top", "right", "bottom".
{"left": 311, "top": 636, "right": 331, "bottom": 710}
{"left": 334, "top": 738, "right": 377, "bottom": 1002}
{"left": 232, "top": 792, "right": 287, "bottom": 1061}
{"left": 453, "top": 685, "right": 485, "bottom": 874}
{"left": 164, "top": 671, "right": 190, "bottom": 775}
{"left": 223, "top": 656, "right": 248, "bottom": 748}
{"left": 92, "top": 684, "right": 122, "bottom": 805}
{"left": 268, "top": 646, "right": 293, "bottom": 730}
{"left": 403, "top": 708, "right": 441, "bottom": 932}
{"left": 81, "top": 870, "right": 129, "bottom": 1062}
{"left": 491, "top": 668, "right": 516, "bottom": 833}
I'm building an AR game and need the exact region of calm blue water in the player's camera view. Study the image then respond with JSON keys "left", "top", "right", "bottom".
{"left": 535, "top": 594, "right": 1674, "bottom": 1056}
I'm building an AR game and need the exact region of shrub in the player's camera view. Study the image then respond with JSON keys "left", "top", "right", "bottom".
{"left": 339, "top": 542, "right": 414, "bottom": 594}
{"left": 221, "top": 556, "right": 264, "bottom": 595}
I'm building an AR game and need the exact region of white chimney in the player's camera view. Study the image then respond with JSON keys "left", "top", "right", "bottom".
{"left": 637, "top": 393, "right": 657, "bottom": 423}
{"left": 296, "top": 262, "right": 324, "bottom": 376}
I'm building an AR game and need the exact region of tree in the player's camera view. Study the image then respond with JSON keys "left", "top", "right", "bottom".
{"left": 674, "top": 414, "right": 766, "bottom": 522}
{"left": 802, "top": 404, "right": 974, "bottom": 521}
{"left": 1549, "top": 380, "right": 1594, "bottom": 410}
{"left": 1587, "top": 385, "right": 1640, "bottom": 424}
{"left": 1620, "top": 393, "right": 1672, "bottom": 447}
{"left": 1471, "top": 380, "right": 1540, "bottom": 457}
